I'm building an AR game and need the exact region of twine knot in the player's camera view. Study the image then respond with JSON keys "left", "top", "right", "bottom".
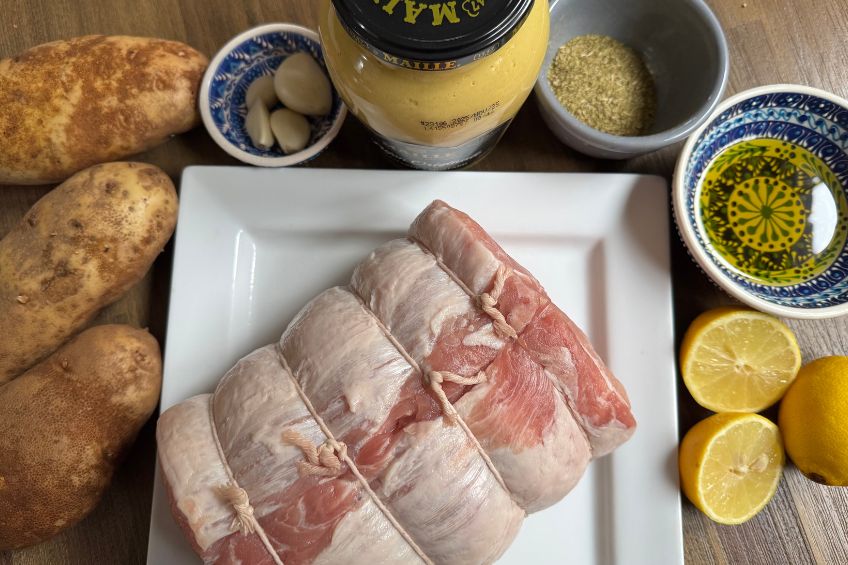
{"left": 215, "top": 483, "right": 256, "bottom": 535}
{"left": 477, "top": 265, "right": 518, "bottom": 340}
{"left": 426, "top": 370, "right": 445, "bottom": 386}
{"left": 282, "top": 429, "right": 348, "bottom": 477}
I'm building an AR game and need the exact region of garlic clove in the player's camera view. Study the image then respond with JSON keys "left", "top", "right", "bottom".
{"left": 245, "top": 101, "right": 274, "bottom": 150}
{"left": 269, "top": 108, "right": 311, "bottom": 154}
{"left": 274, "top": 52, "right": 332, "bottom": 116}
{"left": 245, "top": 75, "right": 279, "bottom": 109}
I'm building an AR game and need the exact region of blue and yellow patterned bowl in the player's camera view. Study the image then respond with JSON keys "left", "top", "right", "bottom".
{"left": 674, "top": 85, "right": 848, "bottom": 319}
{"left": 199, "top": 23, "right": 346, "bottom": 167}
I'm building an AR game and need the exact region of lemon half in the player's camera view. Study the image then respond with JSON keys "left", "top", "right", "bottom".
{"left": 679, "top": 412, "right": 784, "bottom": 524}
{"left": 680, "top": 307, "right": 801, "bottom": 412}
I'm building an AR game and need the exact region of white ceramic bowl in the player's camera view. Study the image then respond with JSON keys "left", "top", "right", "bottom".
{"left": 199, "top": 23, "right": 347, "bottom": 167}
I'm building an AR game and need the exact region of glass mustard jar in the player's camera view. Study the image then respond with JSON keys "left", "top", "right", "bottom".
{"left": 319, "top": 0, "right": 550, "bottom": 170}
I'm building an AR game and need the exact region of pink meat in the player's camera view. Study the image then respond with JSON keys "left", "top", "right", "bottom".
{"left": 520, "top": 303, "right": 636, "bottom": 456}
{"left": 457, "top": 341, "right": 591, "bottom": 510}
{"left": 351, "top": 238, "right": 590, "bottom": 511}
{"left": 256, "top": 477, "right": 363, "bottom": 564}
{"left": 163, "top": 477, "right": 274, "bottom": 565}
{"left": 353, "top": 377, "right": 443, "bottom": 480}
{"left": 410, "top": 199, "right": 636, "bottom": 456}
{"left": 159, "top": 347, "right": 421, "bottom": 565}
{"left": 280, "top": 287, "right": 523, "bottom": 564}
{"left": 467, "top": 344, "right": 556, "bottom": 449}
{"left": 156, "top": 394, "right": 277, "bottom": 564}
{"left": 157, "top": 200, "right": 635, "bottom": 564}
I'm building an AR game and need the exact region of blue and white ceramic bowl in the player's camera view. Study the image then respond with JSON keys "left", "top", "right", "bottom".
{"left": 674, "top": 84, "right": 848, "bottom": 319}
{"left": 199, "top": 23, "right": 346, "bottom": 167}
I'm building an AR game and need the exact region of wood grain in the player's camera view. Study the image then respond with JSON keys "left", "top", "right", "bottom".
{"left": 1, "top": 0, "right": 847, "bottom": 563}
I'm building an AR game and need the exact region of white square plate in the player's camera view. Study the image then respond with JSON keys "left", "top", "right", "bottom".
{"left": 147, "top": 167, "right": 682, "bottom": 565}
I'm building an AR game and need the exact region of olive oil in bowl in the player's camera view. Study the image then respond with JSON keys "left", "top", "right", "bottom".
{"left": 698, "top": 139, "right": 848, "bottom": 285}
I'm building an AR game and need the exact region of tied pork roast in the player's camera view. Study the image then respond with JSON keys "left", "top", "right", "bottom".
{"left": 157, "top": 200, "right": 636, "bottom": 565}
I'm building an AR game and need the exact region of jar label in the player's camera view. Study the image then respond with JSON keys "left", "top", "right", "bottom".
{"left": 345, "top": 29, "right": 521, "bottom": 71}
{"left": 369, "top": 120, "right": 512, "bottom": 170}
{"left": 375, "top": 0, "right": 468, "bottom": 26}
{"left": 420, "top": 102, "right": 501, "bottom": 131}
{"left": 333, "top": 0, "right": 531, "bottom": 70}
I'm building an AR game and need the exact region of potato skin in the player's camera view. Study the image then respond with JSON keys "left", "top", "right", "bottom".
{"left": 0, "top": 35, "right": 208, "bottom": 185}
{"left": 0, "top": 324, "right": 162, "bottom": 550}
{"left": 0, "top": 162, "right": 178, "bottom": 384}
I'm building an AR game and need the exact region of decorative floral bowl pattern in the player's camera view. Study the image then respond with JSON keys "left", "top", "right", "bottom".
{"left": 674, "top": 85, "right": 848, "bottom": 319}
{"left": 199, "top": 23, "right": 346, "bottom": 167}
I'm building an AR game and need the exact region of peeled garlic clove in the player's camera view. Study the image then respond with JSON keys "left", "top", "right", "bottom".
{"left": 245, "top": 75, "right": 278, "bottom": 109}
{"left": 245, "top": 101, "right": 274, "bottom": 150}
{"left": 270, "top": 108, "right": 311, "bottom": 154}
{"left": 274, "top": 52, "right": 332, "bottom": 116}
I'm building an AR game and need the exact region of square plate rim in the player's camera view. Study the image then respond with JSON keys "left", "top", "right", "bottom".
{"left": 148, "top": 166, "right": 682, "bottom": 565}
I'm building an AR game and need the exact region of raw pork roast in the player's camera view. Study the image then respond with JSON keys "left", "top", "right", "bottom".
{"left": 157, "top": 201, "right": 636, "bottom": 565}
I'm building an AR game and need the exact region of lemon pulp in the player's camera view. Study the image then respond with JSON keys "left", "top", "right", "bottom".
{"left": 680, "top": 307, "right": 801, "bottom": 412}
{"left": 679, "top": 413, "right": 784, "bottom": 525}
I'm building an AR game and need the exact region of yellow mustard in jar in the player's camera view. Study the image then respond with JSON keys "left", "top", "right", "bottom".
{"left": 319, "top": 0, "right": 550, "bottom": 170}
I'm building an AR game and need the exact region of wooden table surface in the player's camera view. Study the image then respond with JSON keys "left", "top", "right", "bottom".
{"left": 1, "top": 0, "right": 847, "bottom": 563}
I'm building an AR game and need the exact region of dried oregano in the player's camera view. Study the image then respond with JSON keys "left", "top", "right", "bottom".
{"left": 548, "top": 34, "right": 657, "bottom": 136}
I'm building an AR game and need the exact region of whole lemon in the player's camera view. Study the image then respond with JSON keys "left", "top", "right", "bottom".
{"left": 778, "top": 356, "right": 848, "bottom": 486}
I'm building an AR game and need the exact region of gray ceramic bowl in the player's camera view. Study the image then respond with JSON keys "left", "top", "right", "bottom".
{"left": 534, "top": 0, "right": 729, "bottom": 159}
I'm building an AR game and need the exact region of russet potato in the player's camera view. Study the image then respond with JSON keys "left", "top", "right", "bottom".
{"left": 0, "top": 324, "right": 162, "bottom": 550}
{"left": 0, "top": 162, "right": 178, "bottom": 384}
{"left": 0, "top": 35, "right": 207, "bottom": 185}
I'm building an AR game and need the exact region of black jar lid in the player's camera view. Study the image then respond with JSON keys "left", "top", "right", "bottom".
{"left": 331, "top": 0, "right": 535, "bottom": 70}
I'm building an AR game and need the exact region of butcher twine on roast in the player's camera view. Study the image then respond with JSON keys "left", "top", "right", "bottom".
{"left": 157, "top": 200, "right": 636, "bottom": 565}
